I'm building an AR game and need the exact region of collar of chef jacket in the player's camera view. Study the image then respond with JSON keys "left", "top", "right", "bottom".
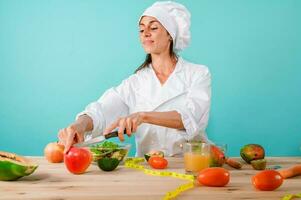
{"left": 136, "top": 57, "right": 188, "bottom": 111}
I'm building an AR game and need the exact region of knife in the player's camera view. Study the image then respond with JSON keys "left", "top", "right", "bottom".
{"left": 73, "top": 130, "right": 126, "bottom": 148}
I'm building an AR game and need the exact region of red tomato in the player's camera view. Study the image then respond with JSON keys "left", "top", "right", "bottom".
{"left": 44, "top": 142, "right": 64, "bottom": 163}
{"left": 197, "top": 167, "right": 230, "bottom": 187}
{"left": 148, "top": 156, "right": 168, "bottom": 169}
{"left": 64, "top": 147, "right": 92, "bottom": 174}
{"left": 252, "top": 170, "right": 283, "bottom": 191}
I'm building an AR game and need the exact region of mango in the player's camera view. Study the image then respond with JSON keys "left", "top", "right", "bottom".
{"left": 240, "top": 144, "right": 265, "bottom": 164}
{"left": 251, "top": 159, "right": 267, "bottom": 170}
{"left": 210, "top": 145, "right": 226, "bottom": 167}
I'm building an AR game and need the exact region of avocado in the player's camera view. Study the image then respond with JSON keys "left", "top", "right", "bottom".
{"left": 97, "top": 158, "right": 120, "bottom": 171}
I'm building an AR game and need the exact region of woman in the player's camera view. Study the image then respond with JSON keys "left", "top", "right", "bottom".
{"left": 58, "top": 1, "right": 211, "bottom": 157}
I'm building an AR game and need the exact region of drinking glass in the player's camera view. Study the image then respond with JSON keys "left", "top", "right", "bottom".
{"left": 183, "top": 142, "right": 211, "bottom": 176}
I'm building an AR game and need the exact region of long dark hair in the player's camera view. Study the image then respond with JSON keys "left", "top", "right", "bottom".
{"left": 134, "top": 41, "right": 177, "bottom": 73}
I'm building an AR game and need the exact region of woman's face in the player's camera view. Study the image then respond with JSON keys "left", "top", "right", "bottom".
{"left": 139, "top": 16, "right": 172, "bottom": 54}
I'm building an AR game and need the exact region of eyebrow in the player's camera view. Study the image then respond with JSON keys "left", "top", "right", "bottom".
{"left": 139, "top": 20, "right": 158, "bottom": 26}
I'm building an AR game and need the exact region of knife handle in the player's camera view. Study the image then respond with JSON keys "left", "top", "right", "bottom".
{"left": 104, "top": 130, "right": 127, "bottom": 139}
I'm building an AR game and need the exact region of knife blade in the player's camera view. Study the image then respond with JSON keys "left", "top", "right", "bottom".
{"left": 73, "top": 130, "right": 126, "bottom": 148}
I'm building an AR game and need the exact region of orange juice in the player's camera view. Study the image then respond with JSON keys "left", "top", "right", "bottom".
{"left": 184, "top": 152, "right": 210, "bottom": 173}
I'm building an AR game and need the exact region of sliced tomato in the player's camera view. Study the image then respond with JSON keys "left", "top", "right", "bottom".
{"left": 197, "top": 167, "right": 230, "bottom": 187}
{"left": 252, "top": 170, "right": 283, "bottom": 191}
{"left": 148, "top": 156, "right": 168, "bottom": 169}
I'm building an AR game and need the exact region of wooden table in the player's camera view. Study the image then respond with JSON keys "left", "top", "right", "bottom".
{"left": 0, "top": 157, "right": 300, "bottom": 200}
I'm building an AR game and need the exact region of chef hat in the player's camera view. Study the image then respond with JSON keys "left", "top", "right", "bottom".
{"left": 139, "top": 1, "right": 191, "bottom": 52}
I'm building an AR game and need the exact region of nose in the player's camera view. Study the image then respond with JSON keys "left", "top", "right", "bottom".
{"left": 143, "top": 28, "right": 151, "bottom": 37}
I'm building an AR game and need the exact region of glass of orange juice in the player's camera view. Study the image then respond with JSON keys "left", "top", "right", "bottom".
{"left": 184, "top": 142, "right": 211, "bottom": 175}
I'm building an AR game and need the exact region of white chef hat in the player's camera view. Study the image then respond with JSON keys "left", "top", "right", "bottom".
{"left": 139, "top": 1, "right": 191, "bottom": 52}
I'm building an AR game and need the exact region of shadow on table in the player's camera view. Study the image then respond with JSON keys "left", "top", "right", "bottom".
{"left": 18, "top": 173, "right": 51, "bottom": 182}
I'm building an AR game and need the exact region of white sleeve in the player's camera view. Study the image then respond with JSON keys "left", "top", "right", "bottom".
{"left": 76, "top": 78, "right": 134, "bottom": 139}
{"left": 175, "top": 68, "right": 211, "bottom": 141}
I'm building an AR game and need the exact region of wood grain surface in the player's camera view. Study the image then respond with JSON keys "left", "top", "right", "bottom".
{"left": 0, "top": 157, "right": 300, "bottom": 200}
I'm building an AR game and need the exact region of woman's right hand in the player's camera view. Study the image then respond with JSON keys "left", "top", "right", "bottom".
{"left": 57, "top": 123, "right": 85, "bottom": 153}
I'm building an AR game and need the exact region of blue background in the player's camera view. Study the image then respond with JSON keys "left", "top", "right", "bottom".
{"left": 0, "top": 0, "right": 300, "bottom": 157}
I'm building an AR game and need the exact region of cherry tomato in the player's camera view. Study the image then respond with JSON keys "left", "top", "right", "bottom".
{"left": 252, "top": 170, "right": 283, "bottom": 191}
{"left": 64, "top": 147, "right": 92, "bottom": 174}
{"left": 148, "top": 156, "right": 168, "bottom": 169}
{"left": 197, "top": 167, "right": 230, "bottom": 187}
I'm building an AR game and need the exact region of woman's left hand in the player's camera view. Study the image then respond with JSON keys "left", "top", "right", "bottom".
{"left": 103, "top": 112, "right": 145, "bottom": 141}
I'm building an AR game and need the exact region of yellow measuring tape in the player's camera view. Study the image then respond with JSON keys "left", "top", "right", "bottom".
{"left": 282, "top": 193, "right": 301, "bottom": 200}
{"left": 125, "top": 158, "right": 301, "bottom": 200}
{"left": 125, "top": 157, "right": 194, "bottom": 200}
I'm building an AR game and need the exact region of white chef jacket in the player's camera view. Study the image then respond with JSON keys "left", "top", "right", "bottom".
{"left": 76, "top": 57, "right": 211, "bottom": 157}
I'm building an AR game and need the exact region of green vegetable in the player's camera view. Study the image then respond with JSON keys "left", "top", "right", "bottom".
{"left": 90, "top": 141, "right": 119, "bottom": 156}
{"left": 90, "top": 141, "right": 128, "bottom": 162}
{"left": 97, "top": 158, "right": 120, "bottom": 171}
{"left": 97, "top": 141, "right": 119, "bottom": 149}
